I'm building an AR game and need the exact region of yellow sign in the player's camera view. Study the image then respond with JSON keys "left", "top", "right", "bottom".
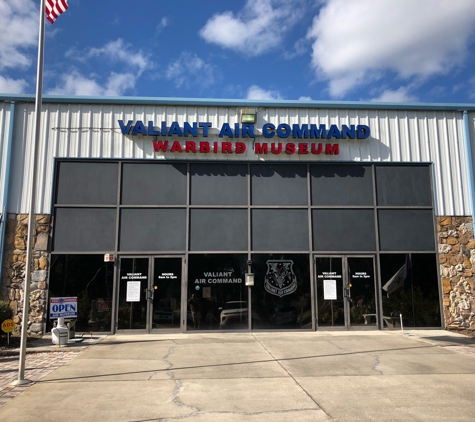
{"left": 1, "top": 319, "right": 15, "bottom": 333}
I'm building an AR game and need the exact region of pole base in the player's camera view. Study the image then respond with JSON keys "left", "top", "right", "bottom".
{"left": 10, "top": 379, "right": 32, "bottom": 386}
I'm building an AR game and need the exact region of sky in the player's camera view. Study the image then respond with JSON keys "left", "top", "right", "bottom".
{"left": 2, "top": 0, "right": 475, "bottom": 103}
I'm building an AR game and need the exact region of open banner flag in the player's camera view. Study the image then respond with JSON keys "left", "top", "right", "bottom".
{"left": 45, "top": 0, "right": 68, "bottom": 24}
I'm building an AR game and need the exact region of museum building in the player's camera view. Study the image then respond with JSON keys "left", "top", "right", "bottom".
{"left": 1, "top": 94, "right": 475, "bottom": 335}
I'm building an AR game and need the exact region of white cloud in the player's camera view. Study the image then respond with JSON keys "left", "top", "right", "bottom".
{"left": 199, "top": 0, "right": 305, "bottom": 57}
{"left": 246, "top": 85, "right": 283, "bottom": 100}
{"left": 53, "top": 39, "right": 151, "bottom": 96}
{"left": 166, "top": 52, "right": 219, "bottom": 89}
{"left": 371, "top": 87, "right": 417, "bottom": 102}
{"left": 67, "top": 39, "right": 150, "bottom": 75}
{"left": 307, "top": 0, "right": 475, "bottom": 97}
{"left": 156, "top": 17, "right": 168, "bottom": 34}
{"left": 0, "top": 75, "right": 28, "bottom": 93}
{"left": 299, "top": 96, "right": 312, "bottom": 101}
{"left": 47, "top": 71, "right": 136, "bottom": 96}
{"left": 0, "top": 0, "right": 38, "bottom": 70}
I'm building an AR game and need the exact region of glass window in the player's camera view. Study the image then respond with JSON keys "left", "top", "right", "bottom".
{"left": 380, "top": 253, "right": 441, "bottom": 328}
{"left": 121, "top": 163, "right": 187, "bottom": 205}
{"left": 251, "top": 254, "right": 312, "bottom": 330}
{"left": 376, "top": 165, "right": 432, "bottom": 206}
{"left": 53, "top": 208, "right": 116, "bottom": 252}
{"left": 251, "top": 164, "right": 308, "bottom": 205}
{"left": 189, "top": 209, "right": 248, "bottom": 251}
{"left": 56, "top": 162, "right": 118, "bottom": 205}
{"left": 252, "top": 209, "right": 309, "bottom": 251}
{"left": 48, "top": 255, "right": 114, "bottom": 332}
{"left": 311, "top": 165, "right": 373, "bottom": 206}
{"left": 119, "top": 208, "right": 186, "bottom": 251}
{"left": 187, "top": 254, "right": 248, "bottom": 331}
{"left": 313, "top": 209, "right": 376, "bottom": 251}
{"left": 190, "top": 163, "right": 247, "bottom": 205}
{"left": 378, "top": 210, "right": 435, "bottom": 251}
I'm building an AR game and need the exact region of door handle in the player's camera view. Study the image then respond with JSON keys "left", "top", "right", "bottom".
{"left": 147, "top": 290, "right": 154, "bottom": 300}
{"left": 344, "top": 288, "right": 351, "bottom": 298}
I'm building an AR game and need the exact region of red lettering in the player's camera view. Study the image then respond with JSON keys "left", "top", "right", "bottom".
{"left": 185, "top": 141, "right": 196, "bottom": 153}
{"left": 153, "top": 140, "right": 168, "bottom": 152}
{"left": 222, "top": 142, "right": 233, "bottom": 153}
{"left": 285, "top": 143, "right": 296, "bottom": 154}
{"left": 170, "top": 141, "right": 183, "bottom": 153}
{"left": 235, "top": 142, "right": 246, "bottom": 154}
{"left": 325, "top": 143, "right": 339, "bottom": 155}
{"left": 213, "top": 142, "right": 218, "bottom": 153}
{"left": 200, "top": 142, "right": 210, "bottom": 153}
{"left": 311, "top": 143, "right": 323, "bottom": 155}
{"left": 298, "top": 143, "right": 308, "bottom": 154}
{"left": 271, "top": 143, "right": 282, "bottom": 154}
{"left": 255, "top": 142, "right": 268, "bottom": 154}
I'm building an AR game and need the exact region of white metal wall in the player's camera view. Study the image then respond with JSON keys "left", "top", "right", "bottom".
{"left": 0, "top": 102, "right": 12, "bottom": 212}
{"left": 5, "top": 102, "right": 472, "bottom": 216}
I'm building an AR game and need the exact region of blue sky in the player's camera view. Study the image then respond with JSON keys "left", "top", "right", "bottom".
{"left": 2, "top": 0, "right": 475, "bottom": 103}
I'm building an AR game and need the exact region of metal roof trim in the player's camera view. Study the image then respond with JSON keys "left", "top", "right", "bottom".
{"left": 0, "top": 93, "right": 475, "bottom": 111}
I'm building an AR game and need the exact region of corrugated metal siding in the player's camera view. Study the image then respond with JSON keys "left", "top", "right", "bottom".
{"left": 6, "top": 102, "right": 472, "bottom": 216}
{"left": 0, "top": 102, "right": 12, "bottom": 211}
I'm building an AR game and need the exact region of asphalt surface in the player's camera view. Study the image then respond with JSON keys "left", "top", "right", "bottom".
{"left": 1, "top": 330, "right": 475, "bottom": 421}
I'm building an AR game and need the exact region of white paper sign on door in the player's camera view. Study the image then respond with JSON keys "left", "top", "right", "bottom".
{"left": 323, "top": 280, "right": 337, "bottom": 300}
{"left": 126, "top": 281, "right": 141, "bottom": 302}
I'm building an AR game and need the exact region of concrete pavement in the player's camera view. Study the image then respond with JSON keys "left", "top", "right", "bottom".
{"left": 0, "top": 330, "right": 475, "bottom": 421}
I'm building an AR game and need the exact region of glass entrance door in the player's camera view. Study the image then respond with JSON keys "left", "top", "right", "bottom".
{"left": 315, "top": 256, "right": 377, "bottom": 329}
{"left": 117, "top": 256, "right": 183, "bottom": 332}
{"left": 151, "top": 257, "right": 183, "bottom": 331}
{"left": 315, "top": 257, "right": 346, "bottom": 328}
{"left": 118, "top": 257, "right": 150, "bottom": 331}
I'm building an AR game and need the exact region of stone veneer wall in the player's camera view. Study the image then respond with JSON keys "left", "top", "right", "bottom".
{"left": 0, "top": 213, "right": 51, "bottom": 336}
{"left": 438, "top": 216, "right": 475, "bottom": 331}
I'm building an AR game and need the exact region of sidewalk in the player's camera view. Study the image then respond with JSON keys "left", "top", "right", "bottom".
{"left": 0, "top": 330, "right": 474, "bottom": 421}
{"left": 0, "top": 335, "right": 104, "bottom": 407}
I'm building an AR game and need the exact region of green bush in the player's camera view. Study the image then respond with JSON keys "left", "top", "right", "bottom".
{"left": 0, "top": 300, "right": 13, "bottom": 322}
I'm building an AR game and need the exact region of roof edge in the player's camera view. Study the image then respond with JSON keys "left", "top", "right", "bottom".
{"left": 1, "top": 93, "right": 475, "bottom": 111}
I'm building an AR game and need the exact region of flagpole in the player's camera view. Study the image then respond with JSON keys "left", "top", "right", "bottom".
{"left": 11, "top": 0, "right": 46, "bottom": 386}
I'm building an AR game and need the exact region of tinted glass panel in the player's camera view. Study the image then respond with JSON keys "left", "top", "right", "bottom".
{"left": 153, "top": 258, "right": 182, "bottom": 329}
{"left": 376, "top": 166, "right": 432, "bottom": 206}
{"left": 190, "top": 163, "right": 247, "bottom": 205}
{"left": 348, "top": 257, "right": 377, "bottom": 326}
{"left": 53, "top": 208, "right": 116, "bottom": 252}
{"left": 313, "top": 209, "right": 376, "bottom": 251}
{"left": 380, "top": 254, "right": 441, "bottom": 327}
{"left": 119, "top": 208, "right": 186, "bottom": 251}
{"left": 189, "top": 209, "right": 248, "bottom": 251}
{"left": 121, "top": 163, "right": 187, "bottom": 205}
{"left": 56, "top": 162, "right": 118, "bottom": 204}
{"left": 251, "top": 254, "right": 312, "bottom": 330}
{"left": 378, "top": 210, "right": 435, "bottom": 251}
{"left": 251, "top": 164, "right": 307, "bottom": 205}
{"left": 311, "top": 165, "right": 373, "bottom": 206}
{"left": 48, "top": 255, "right": 114, "bottom": 332}
{"left": 252, "top": 209, "right": 309, "bottom": 251}
{"left": 187, "top": 254, "right": 248, "bottom": 331}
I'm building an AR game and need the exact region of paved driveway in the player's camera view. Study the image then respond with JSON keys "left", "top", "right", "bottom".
{"left": 0, "top": 330, "right": 475, "bottom": 421}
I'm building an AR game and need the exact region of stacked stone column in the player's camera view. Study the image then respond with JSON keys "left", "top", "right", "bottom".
{"left": 438, "top": 216, "right": 475, "bottom": 330}
{"left": 0, "top": 214, "right": 51, "bottom": 336}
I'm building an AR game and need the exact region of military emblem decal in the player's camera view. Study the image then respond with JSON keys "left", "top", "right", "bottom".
{"left": 264, "top": 260, "right": 297, "bottom": 297}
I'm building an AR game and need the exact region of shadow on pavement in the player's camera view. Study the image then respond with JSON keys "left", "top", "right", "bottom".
{"left": 38, "top": 344, "right": 435, "bottom": 383}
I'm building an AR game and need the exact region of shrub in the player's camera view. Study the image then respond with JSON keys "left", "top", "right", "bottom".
{"left": 0, "top": 300, "right": 13, "bottom": 322}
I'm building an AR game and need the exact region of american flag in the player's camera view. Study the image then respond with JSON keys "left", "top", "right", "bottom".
{"left": 45, "top": 0, "right": 69, "bottom": 24}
